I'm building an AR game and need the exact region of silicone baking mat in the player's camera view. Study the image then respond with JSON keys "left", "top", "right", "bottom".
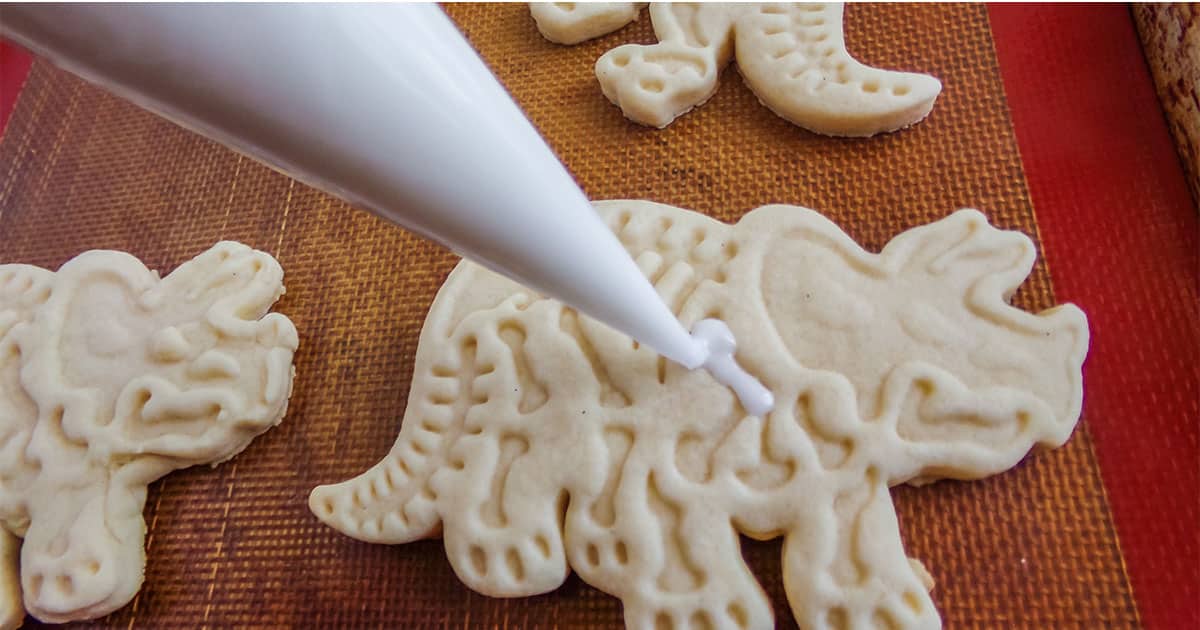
{"left": 0, "top": 4, "right": 1139, "bottom": 628}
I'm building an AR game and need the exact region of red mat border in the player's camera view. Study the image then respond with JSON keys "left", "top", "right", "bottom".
{"left": 0, "top": 41, "right": 32, "bottom": 139}
{"left": 989, "top": 4, "right": 1198, "bottom": 629}
{"left": 3, "top": 6, "right": 1198, "bottom": 627}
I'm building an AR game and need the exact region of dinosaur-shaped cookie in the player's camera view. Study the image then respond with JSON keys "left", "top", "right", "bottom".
{"left": 0, "top": 242, "right": 298, "bottom": 626}
{"left": 530, "top": 3, "right": 943, "bottom": 135}
{"left": 311, "top": 201, "right": 1088, "bottom": 629}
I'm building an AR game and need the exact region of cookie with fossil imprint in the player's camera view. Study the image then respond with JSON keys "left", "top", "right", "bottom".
{"left": 0, "top": 242, "right": 298, "bottom": 626}
{"left": 311, "top": 200, "right": 1087, "bottom": 630}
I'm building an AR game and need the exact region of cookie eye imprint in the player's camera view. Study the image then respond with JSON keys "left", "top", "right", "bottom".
{"left": 532, "top": 2, "right": 941, "bottom": 135}
{"left": 0, "top": 242, "right": 299, "bottom": 625}
{"left": 310, "top": 200, "right": 1088, "bottom": 630}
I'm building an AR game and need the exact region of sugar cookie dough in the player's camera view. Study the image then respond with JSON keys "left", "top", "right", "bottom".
{"left": 311, "top": 201, "right": 1088, "bottom": 629}
{"left": 0, "top": 242, "right": 298, "bottom": 626}
{"left": 530, "top": 3, "right": 942, "bottom": 135}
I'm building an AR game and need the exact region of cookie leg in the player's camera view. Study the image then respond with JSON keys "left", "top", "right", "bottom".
{"left": 438, "top": 427, "right": 570, "bottom": 597}
{"left": 0, "top": 530, "right": 23, "bottom": 630}
{"left": 573, "top": 468, "right": 773, "bottom": 630}
{"left": 20, "top": 482, "right": 144, "bottom": 624}
{"left": 782, "top": 469, "right": 939, "bottom": 630}
{"left": 595, "top": 4, "right": 739, "bottom": 127}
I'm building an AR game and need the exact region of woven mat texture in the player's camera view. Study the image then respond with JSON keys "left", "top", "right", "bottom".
{"left": 0, "top": 3, "right": 1138, "bottom": 628}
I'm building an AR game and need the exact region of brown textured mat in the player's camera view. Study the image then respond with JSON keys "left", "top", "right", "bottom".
{"left": 0, "top": 3, "right": 1138, "bottom": 628}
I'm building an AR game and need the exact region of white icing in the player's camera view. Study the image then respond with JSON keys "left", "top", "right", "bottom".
{"left": 690, "top": 319, "right": 774, "bottom": 417}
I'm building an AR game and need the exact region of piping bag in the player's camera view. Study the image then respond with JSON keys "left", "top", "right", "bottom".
{"left": 0, "top": 3, "right": 773, "bottom": 415}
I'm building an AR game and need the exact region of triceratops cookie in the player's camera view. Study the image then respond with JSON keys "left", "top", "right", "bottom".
{"left": 311, "top": 201, "right": 1088, "bottom": 629}
{"left": 531, "top": 3, "right": 942, "bottom": 135}
{"left": 0, "top": 242, "right": 298, "bottom": 626}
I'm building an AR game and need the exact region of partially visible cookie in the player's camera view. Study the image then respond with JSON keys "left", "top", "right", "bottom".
{"left": 530, "top": 2, "right": 646, "bottom": 45}
{"left": 0, "top": 265, "right": 53, "bottom": 629}
{"left": 735, "top": 4, "right": 943, "bottom": 136}
{"left": 1133, "top": 4, "right": 1200, "bottom": 207}
{"left": 531, "top": 3, "right": 942, "bottom": 135}
{"left": 0, "top": 242, "right": 298, "bottom": 625}
{"left": 311, "top": 201, "right": 1088, "bottom": 629}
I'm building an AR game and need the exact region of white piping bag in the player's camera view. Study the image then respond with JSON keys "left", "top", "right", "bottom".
{"left": 0, "top": 3, "right": 773, "bottom": 414}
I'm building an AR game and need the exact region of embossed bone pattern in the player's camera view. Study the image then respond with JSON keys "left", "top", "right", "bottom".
{"left": 311, "top": 201, "right": 1088, "bottom": 629}
{"left": 0, "top": 242, "right": 299, "bottom": 626}
{"left": 530, "top": 3, "right": 943, "bottom": 136}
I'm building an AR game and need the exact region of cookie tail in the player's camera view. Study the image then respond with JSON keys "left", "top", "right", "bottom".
{"left": 309, "top": 443, "right": 444, "bottom": 544}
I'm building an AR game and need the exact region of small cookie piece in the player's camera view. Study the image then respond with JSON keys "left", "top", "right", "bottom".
{"left": 532, "top": 3, "right": 942, "bottom": 135}
{"left": 530, "top": 2, "right": 646, "bottom": 45}
{"left": 0, "top": 242, "right": 298, "bottom": 625}
{"left": 311, "top": 201, "right": 1087, "bottom": 629}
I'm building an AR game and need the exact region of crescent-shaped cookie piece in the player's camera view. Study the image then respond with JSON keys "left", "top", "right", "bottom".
{"left": 736, "top": 3, "right": 942, "bottom": 136}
